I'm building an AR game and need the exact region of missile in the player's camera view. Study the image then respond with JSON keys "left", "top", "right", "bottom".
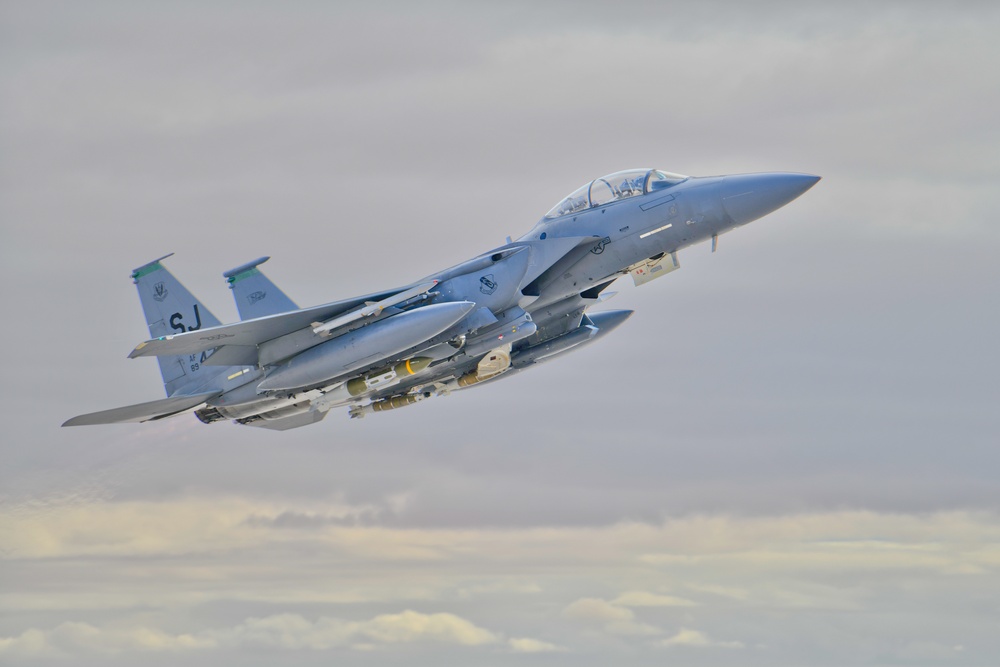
{"left": 310, "top": 357, "right": 432, "bottom": 412}
{"left": 258, "top": 301, "right": 475, "bottom": 392}
{"left": 312, "top": 281, "right": 439, "bottom": 335}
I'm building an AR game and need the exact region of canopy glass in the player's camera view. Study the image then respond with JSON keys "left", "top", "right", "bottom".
{"left": 544, "top": 169, "right": 688, "bottom": 219}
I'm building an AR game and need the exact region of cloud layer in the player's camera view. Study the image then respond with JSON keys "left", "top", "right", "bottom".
{"left": 3, "top": 496, "right": 1000, "bottom": 663}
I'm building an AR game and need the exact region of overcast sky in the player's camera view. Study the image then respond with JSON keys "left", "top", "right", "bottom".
{"left": 2, "top": 1, "right": 999, "bottom": 665}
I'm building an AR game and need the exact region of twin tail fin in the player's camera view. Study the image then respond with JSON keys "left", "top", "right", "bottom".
{"left": 223, "top": 256, "right": 298, "bottom": 320}
{"left": 131, "top": 254, "right": 232, "bottom": 397}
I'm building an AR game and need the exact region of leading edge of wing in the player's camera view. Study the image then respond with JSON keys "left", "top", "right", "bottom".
{"left": 62, "top": 391, "right": 219, "bottom": 426}
{"left": 128, "top": 288, "right": 405, "bottom": 360}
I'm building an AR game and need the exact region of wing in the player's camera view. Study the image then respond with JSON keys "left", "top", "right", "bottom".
{"left": 62, "top": 391, "right": 219, "bottom": 426}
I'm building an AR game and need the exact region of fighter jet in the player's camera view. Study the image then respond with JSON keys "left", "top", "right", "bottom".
{"left": 64, "top": 169, "right": 820, "bottom": 431}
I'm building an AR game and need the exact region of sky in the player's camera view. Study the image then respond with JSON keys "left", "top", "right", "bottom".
{"left": 1, "top": 1, "right": 999, "bottom": 664}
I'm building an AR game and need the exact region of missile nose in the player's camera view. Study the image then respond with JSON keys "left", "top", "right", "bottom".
{"left": 720, "top": 172, "right": 821, "bottom": 225}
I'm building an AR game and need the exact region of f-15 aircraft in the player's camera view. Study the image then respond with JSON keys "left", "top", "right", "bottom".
{"left": 64, "top": 168, "right": 820, "bottom": 431}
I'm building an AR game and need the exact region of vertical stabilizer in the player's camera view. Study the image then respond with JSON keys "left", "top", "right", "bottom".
{"left": 223, "top": 257, "right": 299, "bottom": 320}
{"left": 131, "top": 254, "right": 232, "bottom": 396}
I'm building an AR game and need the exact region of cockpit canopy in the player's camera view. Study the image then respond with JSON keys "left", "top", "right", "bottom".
{"left": 544, "top": 169, "right": 688, "bottom": 219}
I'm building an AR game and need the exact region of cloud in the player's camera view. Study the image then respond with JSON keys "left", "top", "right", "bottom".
{"left": 456, "top": 580, "right": 543, "bottom": 599}
{"left": 348, "top": 611, "right": 497, "bottom": 646}
{"left": 4, "top": 499, "right": 1000, "bottom": 623}
{"left": 562, "top": 598, "right": 633, "bottom": 623}
{"left": 658, "top": 628, "right": 744, "bottom": 649}
{"left": 562, "top": 598, "right": 660, "bottom": 636}
{"left": 244, "top": 508, "right": 381, "bottom": 529}
{"left": 684, "top": 584, "right": 751, "bottom": 601}
{"left": 0, "top": 628, "right": 56, "bottom": 658}
{"left": 8, "top": 497, "right": 998, "bottom": 584}
{"left": 507, "top": 637, "right": 565, "bottom": 653}
{"left": 0, "top": 495, "right": 448, "bottom": 561}
{"left": 660, "top": 628, "right": 711, "bottom": 647}
{"left": 0, "top": 611, "right": 500, "bottom": 657}
{"left": 0, "top": 621, "right": 215, "bottom": 658}
{"left": 211, "top": 610, "right": 499, "bottom": 649}
{"left": 611, "top": 591, "right": 698, "bottom": 607}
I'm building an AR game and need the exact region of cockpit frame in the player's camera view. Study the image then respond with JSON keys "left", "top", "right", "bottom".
{"left": 544, "top": 169, "right": 688, "bottom": 219}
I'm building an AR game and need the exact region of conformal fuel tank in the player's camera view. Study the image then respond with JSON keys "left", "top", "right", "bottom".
{"left": 257, "top": 301, "right": 476, "bottom": 392}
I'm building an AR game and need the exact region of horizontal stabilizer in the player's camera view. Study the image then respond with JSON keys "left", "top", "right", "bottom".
{"left": 63, "top": 392, "right": 219, "bottom": 426}
{"left": 312, "top": 281, "right": 438, "bottom": 335}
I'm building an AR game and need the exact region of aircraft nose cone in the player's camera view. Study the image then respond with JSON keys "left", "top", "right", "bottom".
{"left": 720, "top": 172, "right": 821, "bottom": 225}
